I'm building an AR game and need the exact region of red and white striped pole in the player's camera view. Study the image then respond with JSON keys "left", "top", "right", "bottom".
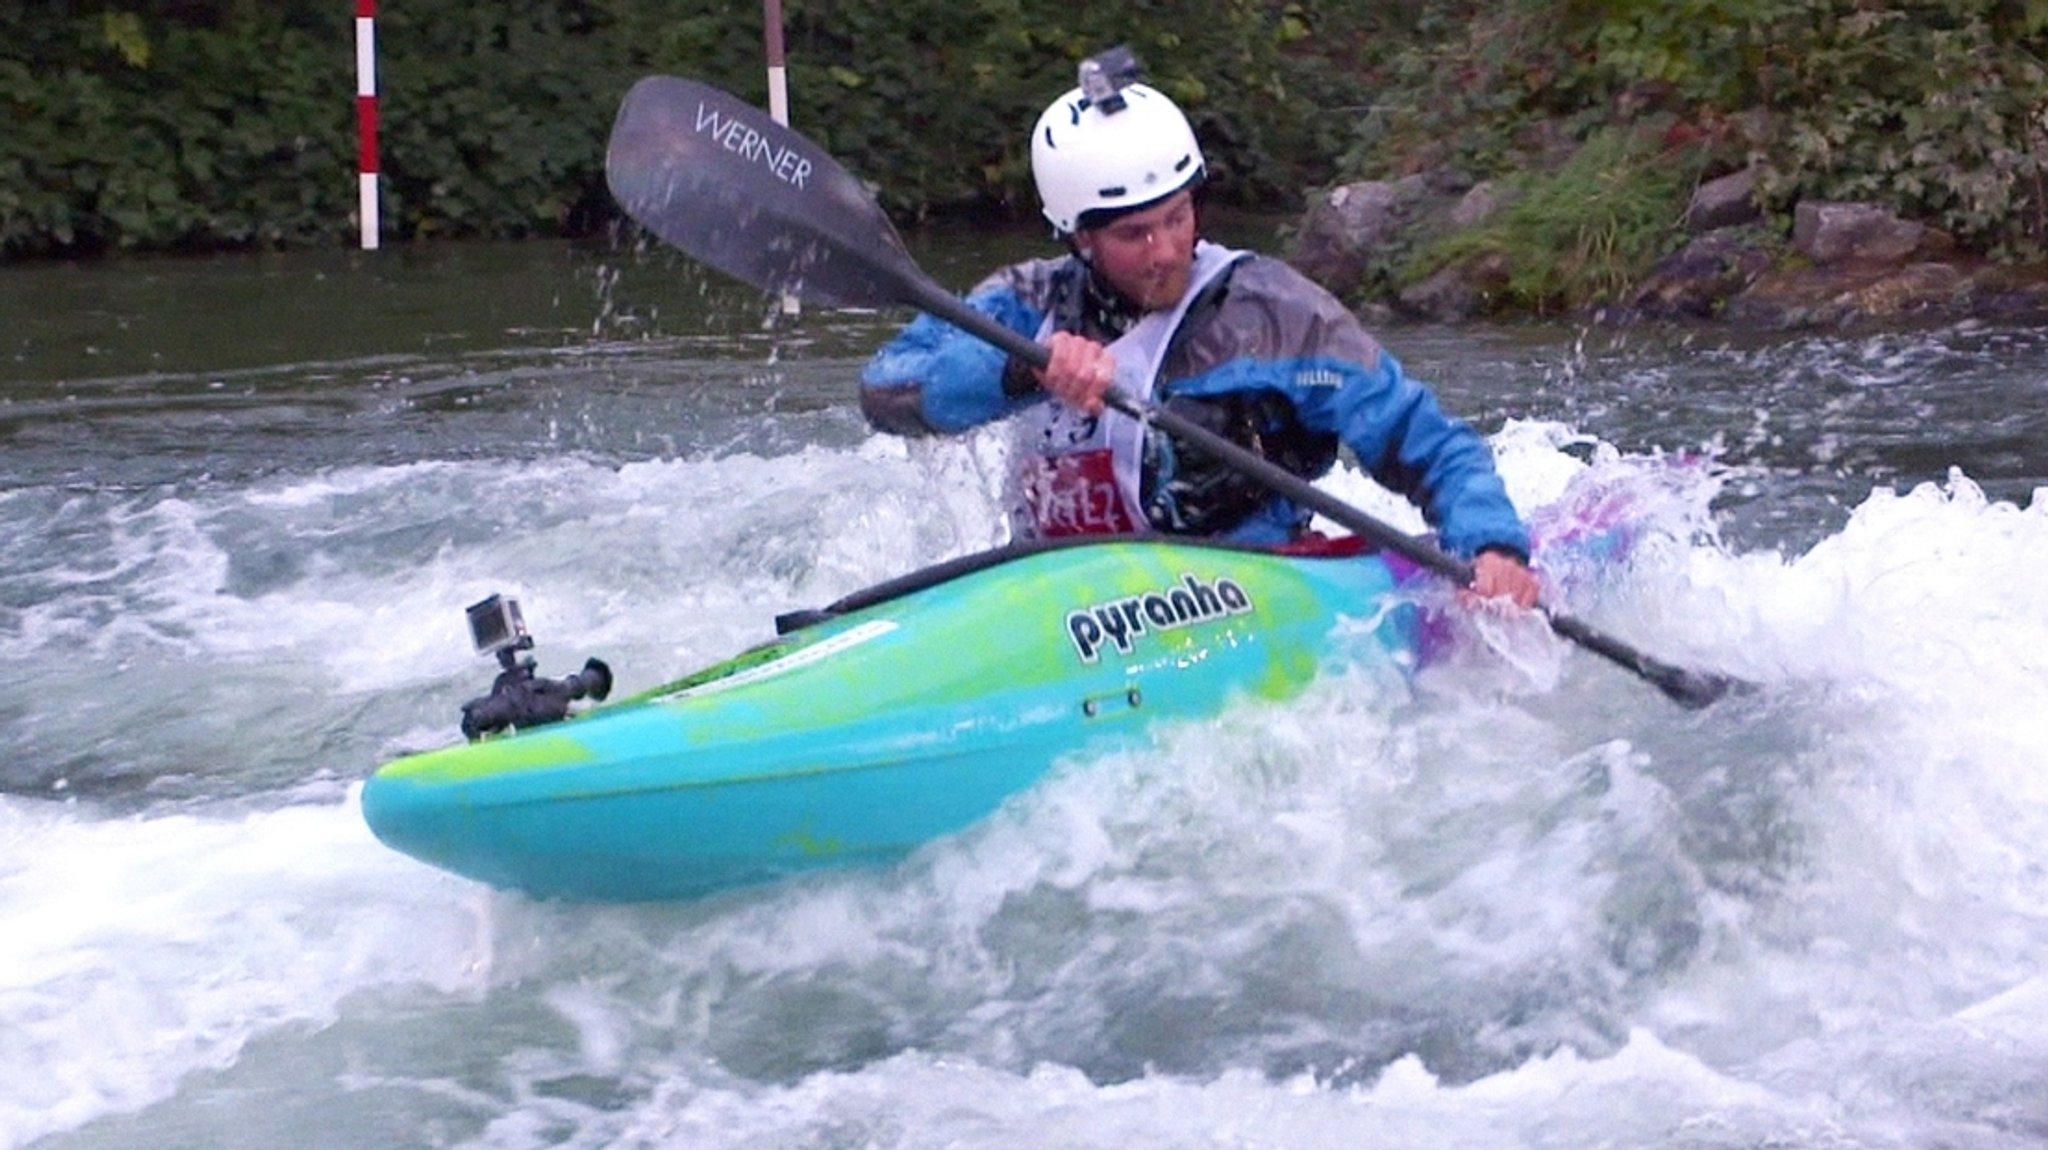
{"left": 763, "top": 0, "right": 789, "bottom": 127}
{"left": 354, "top": 0, "right": 380, "bottom": 250}
{"left": 764, "top": 0, "right": 796, "bottom": 314}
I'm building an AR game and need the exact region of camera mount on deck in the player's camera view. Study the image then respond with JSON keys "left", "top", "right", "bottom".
{"left": 457, "top": 594, "right": 613, "bottom": 741}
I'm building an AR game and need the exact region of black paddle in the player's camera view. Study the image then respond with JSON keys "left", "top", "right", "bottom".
{"left": 605, "top": 75, "right": 1741, "bottom": 710}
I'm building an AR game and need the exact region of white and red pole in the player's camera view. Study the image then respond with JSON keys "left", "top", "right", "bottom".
{"left": 764, "top": 0, "right": 796, "bottom": 314}
{"left": 355, "top": 0, "right": 380, "bottom": 250}
{"left": 763, "top": 0, "right": 790, "bottom": 126}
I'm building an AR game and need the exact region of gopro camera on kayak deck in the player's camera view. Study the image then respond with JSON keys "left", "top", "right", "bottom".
{"left": 467, "top": 593, "right": 529, "bottom": 657}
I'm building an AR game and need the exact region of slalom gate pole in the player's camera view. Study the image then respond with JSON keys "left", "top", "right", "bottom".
{"left": 355, "top": 0, "right": 380, "bottom": 250}
{"left": 763, "top": 0, "right": 798, "bottom": 317}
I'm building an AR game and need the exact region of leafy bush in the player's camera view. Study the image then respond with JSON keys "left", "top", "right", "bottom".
{"left": 0, "top": 0, "right": 1368, "bottom": 257}
{"left": 1334, "top": 0, "right": 2048, "bottom": 265}
{"left": 375, "top": 0, "right": 638, "bottom": 240}
{"left": 5, "top": 0, "right": 2043, "bottom": 274}
{"left": 1748, "top": 1, "right": 2048, "bottom": 258}
{"left": 0, "top": 2, "right": 352, "bottom": 255}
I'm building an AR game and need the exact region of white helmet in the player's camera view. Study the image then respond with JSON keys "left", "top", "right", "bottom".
{"left": 1030, "top": 79, "right": 1205, "bottom": 235}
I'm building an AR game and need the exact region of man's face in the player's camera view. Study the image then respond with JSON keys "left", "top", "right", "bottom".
{"left": 1075, "top": 190, "right": 1197, "bottom": 312}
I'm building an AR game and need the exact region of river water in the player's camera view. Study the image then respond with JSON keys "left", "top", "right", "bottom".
{"left": 3, "top": 231, "right": 2046, "bottom": 1149}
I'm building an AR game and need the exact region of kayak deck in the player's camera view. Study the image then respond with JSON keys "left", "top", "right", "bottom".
{"left": 362, "top": 535, "right": 1420, "bottom": 900}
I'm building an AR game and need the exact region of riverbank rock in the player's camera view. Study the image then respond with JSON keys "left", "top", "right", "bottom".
{"left": 1728, "top": 257, "right": 2048, "bottom": 327}
{"left": 1710, "top": 198, "right": 2048, "bottom": 327}
{"left": 1292, "top": 161, "right": 2048, "bottom": 329}
{"left": 1684, "top": 168, "right": 1761, "bottom": 232}
{"left": 1631, "top": 228, "right": 1777, "bottom": 319}
{"left": 1287, "top": 176, "right": 1433, "bottom": 301}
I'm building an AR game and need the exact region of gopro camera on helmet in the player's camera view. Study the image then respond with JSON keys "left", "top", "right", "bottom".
{"left": 1077, "top": 44, "right": 1142, "bottom": 113}
{"left": 457, "top": 593, "right": 614, "bottom": 741}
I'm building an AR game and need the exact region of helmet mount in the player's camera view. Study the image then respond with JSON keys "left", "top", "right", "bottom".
{"left": 1077, "top": 45, "right": 1143, "bottom": 114}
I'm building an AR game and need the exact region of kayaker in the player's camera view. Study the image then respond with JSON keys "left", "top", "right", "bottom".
{"left": 860, "top": 46, "right": 1540, "bottom": 608}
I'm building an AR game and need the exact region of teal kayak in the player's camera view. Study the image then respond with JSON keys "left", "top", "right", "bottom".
{"left": 361, "top": 535, "right": 1423, "bottom": 901}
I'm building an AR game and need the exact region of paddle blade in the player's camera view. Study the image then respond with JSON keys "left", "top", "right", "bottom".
{"left": 1542, "top": 610, "right": 1747, "bottom": 709}
{"left": 605, "top": 76, "right": 917, "bottom": 308}
{"left": 1649, "top": 666, "right": 1743, "bottom": 710}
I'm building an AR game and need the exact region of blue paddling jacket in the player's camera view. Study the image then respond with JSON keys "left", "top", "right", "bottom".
{"left": 861, "top": 242, "right": 1530, "bottom": 560}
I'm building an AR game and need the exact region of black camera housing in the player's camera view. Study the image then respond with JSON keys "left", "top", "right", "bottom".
{"left": 456, "top": 594, "right": 614, "bottom": 741}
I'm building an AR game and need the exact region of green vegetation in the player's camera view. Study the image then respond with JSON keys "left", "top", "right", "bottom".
{"left": 0, "top": 0, "right": 1364, "bottom": 257}
{"left": 3, "top": 0, "right": 2044, "bottom": 315}
{"left": 1344, "top": 0, "right": 2047, "bottom": 302}
{"left": 1409, "top": 127, "right": 1707, "bottom": 313}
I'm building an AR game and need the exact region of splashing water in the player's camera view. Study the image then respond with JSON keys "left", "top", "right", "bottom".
{"left": 5, "top": 246, "right": 2047, "bottom": 1149}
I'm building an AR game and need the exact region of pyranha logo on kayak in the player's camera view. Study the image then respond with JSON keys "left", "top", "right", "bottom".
{"left": 1066, "top": 573, "right": 1253, "bottom": 663}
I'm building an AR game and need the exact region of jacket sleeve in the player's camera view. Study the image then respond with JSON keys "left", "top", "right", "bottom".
{"left": 1167, "top": 260, "right": 1530, "bottom": 560}
{"left": 859, "top": 268, "right": 1050, "bottom": 436}
{"left": 1312, "top": 348, "right": 1529, "bottom": 561}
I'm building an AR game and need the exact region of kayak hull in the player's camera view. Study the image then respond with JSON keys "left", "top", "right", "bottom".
{"left": 362, "top": 536, "right": 1419, "bottom": 901}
